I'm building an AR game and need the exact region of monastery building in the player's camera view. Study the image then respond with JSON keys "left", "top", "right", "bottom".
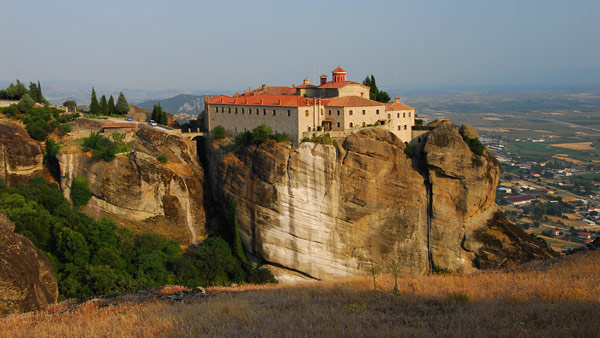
{"left": 204, "top": 67, "right": 415, "bottom": 145}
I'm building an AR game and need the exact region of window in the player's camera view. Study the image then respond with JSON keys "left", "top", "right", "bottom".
{"left": 288, "top": 110, "right": 291, "bottom": 117}
{"left": 398, "top": 125, "right": 402, "bottom": 131}
{"left": 337, "top": 122, "right": 340, "bottom": 128}
{"left": 349, "top": 122, "right": 353, "bottom": 128}
{"left": 256, "top": 108, "right": 259, "bottom": 114}
{"left": 403, "top": 112, "right": 405, "bottom": 118}
{"left": 228, "top": 107, "right": 231, "bottom": 113}
{"left": 337, "top": 110, "right": 340, "bottom": 116}
{"left": 263, "top": 109, "right": 266, "bottom": 115}
{"left": 273, "top": 110, "right": 276, "bottom": 116}
{"left": 362, "top": 110, "right": 366, "bottom": 115}
{"left": 241, "top": 108, "right": 244, "bottom": 114}
{"left": 376, "top": 109, "right": 380, "bottom": 115}
{"left": 397, "top": 113, "right": 400, "bottom": 118}
{"left": 349, "top": 110, "right": 353, "bottom": 115}
{"left": 328, "top": 110, "right": 331, "bottom": 115}
{"left": 387, "top": 114, "right": 391, "bottom": 119}
{"left": 321, "top": 109, "right": 324, "bottom": 115}
{"left": 308, "top": 127, "right": 311, "bottom": 131}
{"left": 409, "top": 112, "right": 411, "bottom": 117}
{"left": 305, "top": 110, "right": 309, "bottom": 117}
{"left": 235, "top": 108, "right": 238, "bottom": 114}
{"left": 404, "top": 125, "right": 407, "bottom": 130}
{"left": 362, "top": 122, "right": 366, "bottom": 127}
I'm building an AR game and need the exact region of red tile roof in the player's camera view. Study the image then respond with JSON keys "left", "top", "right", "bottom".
{"left": 325, "top": 96, "right": 384, "bottom": 107}
{"left": 506, "top": 195, "right": 537, "bottom": 203}
{"left": 332, "top": 66, "right": 347, "bottom": 73}
{"left": 103, "top": 123, "right": 136, "bottom": 129}
{"left": 385, "top": 102, "right": 415, "bottom": 111}
{"left": 318, "top": 81, "right": 367, "bottom": 89}
{"left": 295, "top": 84, "right": 317, "bottom": 89}
{"left": 206, "top": 94, "right": 318, "bottom": 107}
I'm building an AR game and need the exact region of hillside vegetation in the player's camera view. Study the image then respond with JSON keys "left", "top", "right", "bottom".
{"left": 1, "top": 251, "right": 598, "bottom": 337}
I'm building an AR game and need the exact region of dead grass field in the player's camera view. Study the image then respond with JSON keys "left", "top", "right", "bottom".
{"left": 550, "top": 142, "right": 595, "bottom": 150}
{"left": 552, "top": 154, "right": 584, "bottom": 164}
{"left": 1, "top": 252, "right": 599, "bottom": 337}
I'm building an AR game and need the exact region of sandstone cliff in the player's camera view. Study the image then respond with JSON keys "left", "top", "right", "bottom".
{"left": 0, "top": 213, "right": 58, "bottom": 315}
{"left": 206, "top": 124, "right": 555, "bottom": 279}
{"left": 0, "top": 121, "right": 45, "bottom": 185}
{"left": 58, "top": 120, "right": 206, "bottom": 244}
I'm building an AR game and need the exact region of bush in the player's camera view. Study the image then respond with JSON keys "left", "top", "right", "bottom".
{"left": 446, "top": 292, "right": 469, "bottom": 304}
{"left": 71, "top": 176, "right": 92, "bottom": 208}
{"left": 463, "top": 136, "right": 485, "bottom": 156}
{"left": 81, "top": 132, "right": 123, "bottom": 162}
{"left": 404, "top": 143, "right": 414, "bottom": 158}
{"left": 157, "top": 154, "right": 167, "bottom": 163}
{"left": 212, "top": 125, "right": 226, "bottom": 140}
{"left": 58, "top": 123, "right": 71, "bottom": 136}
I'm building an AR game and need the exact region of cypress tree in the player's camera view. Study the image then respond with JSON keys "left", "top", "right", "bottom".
{"left": 151, "top": 103, "right": 161, "bottom": 121}
{"left": 108, "top": 95, "right": 115, "bottom": 115}
{"left": 115, "top": 91, "right": 130, "bottom": 115}
{"left": 29, "top": 82, "right": 40, "bottom": 103}
{"left": 37, "top": 80, "right": 45, "bottom": 103}
{"left": 90, "top": 87, "right": 99, "bottom": 114}
{"left": 160, "top": 110, "right": 168, "bottom": 125}
{"left": 100, "top": 95, "right": 109, "bottom": 115}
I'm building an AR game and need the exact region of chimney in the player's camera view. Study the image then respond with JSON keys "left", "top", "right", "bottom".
{"left": 243, "top": 89, "right": 246, "bottom": 94}
{"left": 260, "top": 99, "right": 263, "bottom": 104}
{"left": 395, "top": 97, "right": 400, "bottom": 103}
{"left": 249, "top": 86, "right": 252, "bottom": 91}
{"left": 320, "top": 74, "right": 327, "bottom": 86}
{"left": 262, "top": 84, "right": 267, "bottom": 90}
{"left": 303, "top": 78, "right": 310, "bottom": 85}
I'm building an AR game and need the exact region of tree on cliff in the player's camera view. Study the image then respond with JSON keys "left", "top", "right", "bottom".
{"left": 363, "top": 75, "right": 390, "bottom": 103}
{"left": 89, "top": 87, "right": 99, "bottom": 114}
{"left": 63, "top": 100, "right": 77, "bottom": 111}
{"left": 100, "top": 95, "right": 109, "bottom": 115}
{"left": 152, "top": 103, "right": 168, "bottom": 125}
{"left": 115, "top": 91, "right": 130, "bottom": 115}
{"left": 28, "top": 81, "right": 46, "bottom": 104}
{"left": 108, "top": 95, "right": 115, "bottom": 115}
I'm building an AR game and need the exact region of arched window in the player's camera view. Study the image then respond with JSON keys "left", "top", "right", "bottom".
{"left": 376, "top": 109, "right": 380, "bottom": 115}
{"left": 305, "top": 110, "right": 309, "bottom": 117}
{"left": 328, "top": 110, "right": 331, "bottom": 115}
{"left": 387, "top": 114, "right": 391, "bottom": 119}
{"left": 235, "top": 108, "right": 238, "bottom": 114}
{"left": 397, "top": 113, "right": 400, "bottom": 118}
{"left": 308, "top": 127, "right": 311, "bottom": 131}
{"left": 349, "top": 122, "right": 353, "bottom": 128}
{"left": 362, "top": 110, "right": 366, "bottom": 115}
{"left": 228, "top": 107, "right": 231, "bottom": 113}
{"left": 337, "top": 110, "right": 340, "bottom": 116}
{"left": 349, "top": 110, "right": 353, "bottom": 115}
{"left": 337, "top": 122, "right": 340, "bottom": 128}
{"left": 273, "top": 110, "right": 276, "bottom": 116}
{"left": 362, "top": 122, "right": 366, "bottom": 127}
{"left": 403, "top": 112, "right": 406, "bottom": 118}
{"left": 241, "top": 108, "right": 244, "bottom": 114}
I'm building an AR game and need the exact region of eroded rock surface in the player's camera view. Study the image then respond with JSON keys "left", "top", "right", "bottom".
{"left": 207, "top": 125, "right": 556, "bottom": 279}
{"left": 0, "top": 213, "right": 58, "bottom": 315}
{"left": 0, "top": 122, "right": 45, "bottom": 185}
{"left": 59, "top": 120, "right": 206, "bottom": 244}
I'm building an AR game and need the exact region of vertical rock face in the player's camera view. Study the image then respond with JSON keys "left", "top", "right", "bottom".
{"left": 59, "top": 123, "right": 206, "bottom": 244}
{"left": 208, "top": 125, "right": 556, "bottom": 279}
{"left": 0, "top": 122, "right": 45, "bottom": 185}
{"left": 0, "top": 213, "right": 58, "bottom": 315}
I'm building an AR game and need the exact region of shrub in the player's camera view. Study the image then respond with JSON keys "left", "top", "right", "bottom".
{"left": 462, "top": 136, "right": 485, "bottom": 156}
{"left": 234, "top": 131, "right": 252, "bottom": 146}
{"left": 71, "top": 176, "right": 92, "bottom": 208}
{"left": 58, "top": 123, "right": 71, "bottom": 136}
{"left": 446, "top": 292, "right": 469, "bottom": 304}
{"left": 157, "top": 154, "right": 167, "bottom": 163}
{"left": 432, "top": 265, "right": 451, "bottom": 274}
{"left": 212, "top": 125, "right": 226, "bottom": 140}
{"left": 404, "top": 143, "right": 414, "bottom": 158}
{"left": 251, "top": 125, "right": 272, "bottom": 144}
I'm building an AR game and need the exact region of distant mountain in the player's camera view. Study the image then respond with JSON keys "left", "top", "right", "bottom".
{"left": 138, "top": 94, "right": 205, "bottom": 115}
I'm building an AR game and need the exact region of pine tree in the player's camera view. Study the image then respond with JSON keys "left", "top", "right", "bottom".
{"left": 108, "top": 95, "right": 115, "bottom": 115}
{"left": 100, "top": 95, "right": 109, "bottom": 115}
{"left": 90, "top": 87, "right": 99, "bottom": 114}
{"left": 362, "top": 74, "right": 390, "bottom": 103}
{"left": 115, "top": 91, "right": 130, "bottom": 115}
{"left": 37, "top": 80, "right": 45, "bottom": 103}
{"left": 29, "top": 82, "right": 40, "bottom": 103}
{"left": 151, "top": 103, "right": 161, "bottom": 121}
{"left": 160, "top": 110, "right": 168, "bottom": 125}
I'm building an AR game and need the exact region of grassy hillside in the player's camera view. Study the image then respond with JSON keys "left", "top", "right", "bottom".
{"left": 2, "top": 251, "right": 599, "bottom": 337}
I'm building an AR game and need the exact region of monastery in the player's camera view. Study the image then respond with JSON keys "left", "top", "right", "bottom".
{"left": 203, "top": 67, "right": 415, "bottom": 145}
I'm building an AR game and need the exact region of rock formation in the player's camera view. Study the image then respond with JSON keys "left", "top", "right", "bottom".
{"left": 0, "top": 122, "right": 45, "bottom": 185}
{"left": 206, "top": 124, "right": 556, "bottom": 279}
{"left": 0, "top": 213, "right": 58, "bottom": 315}
{"left": 58, "top": 120, "right": 206, "bottom": 244}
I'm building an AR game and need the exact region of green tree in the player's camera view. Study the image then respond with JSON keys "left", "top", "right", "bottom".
{"left": 362, "top": 74, "right": 390, "bottom": 103}
{"left": 89, "top": 87, "right": 99, "bottom": 114}
{"left": 108, "top": 95, "right": 115, "bottom": 115}
{"left": 63, "top": 100, "right": 77, "bottom": 111}
{"left": 151, "top": 103, "right": 162, "bottom": 121}
{"left": 17, "top": 93, "right": 35, "bottom": 112}
{"left": 100, "top": 95, "right": 108, "bottom": 115}
{"left": 71, "top": 176, "right": 92, "bottom": 208}
{"left": 115, "top": 91, "right": 130, "bottom": 115}
{"left": 212, "top": 125, "right": 226, "bottom": 140}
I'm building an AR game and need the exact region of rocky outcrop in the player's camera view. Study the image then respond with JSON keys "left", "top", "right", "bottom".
{"left": 206, "top": 125, "right": 555, "bottom": 279}
{"left": 0, "top": 121, "right": 45, "bottom": 185}
{"left": 59, "top": 120, "right": 206, "bottom": 244}
{"left": 0, "top": 213, "right": 58, "bottom": 315}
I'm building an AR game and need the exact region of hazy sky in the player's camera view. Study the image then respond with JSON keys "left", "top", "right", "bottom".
{"left": 1, "top": 0, "right": 599, "bottom": 92}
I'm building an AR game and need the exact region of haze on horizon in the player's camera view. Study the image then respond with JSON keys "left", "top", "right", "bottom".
{"left": 1, "top": 0, "right": 599, "bottom": 92}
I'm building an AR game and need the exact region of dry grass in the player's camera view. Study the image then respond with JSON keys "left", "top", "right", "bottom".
{"left": 552, "top": 154, "right": 584, "bottom": 164}
{"left": 1, "top": 252, "right": 599, "bottom": 337}
{"left": 550, "top": 142, "right": 595, "bottom": 150}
